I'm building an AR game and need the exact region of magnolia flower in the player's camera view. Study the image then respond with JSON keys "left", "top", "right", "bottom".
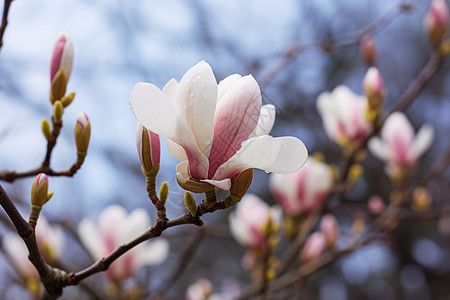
{"left": 320, "top": 214, "right": 339, "bottom": 247}
{"left": 229, "top": 194, "right": 280, "bottom": 250}
{"left": 136, "top": 124, "right": 160, "bottom": 176}
{"left": 368, "top": 112, "right": 434, "bottom": 178}
{"left": 363, "top": 67, "right": 384, "bottom": 105}
{"left": 78, "top": 205, "right": 169, "bottom": 281}
{"left": 50, "top": 33, "right": 73, "bottom": 83}
{"left": 317, "top": 85, "right": 372, "bottom": 148}
{"left": 270, "top": 157, "right": 333, "bottom": 216}
{"left": 300, "top": 232, "right": 327, "bottom": 263}
{"left": 186, "top": 278, "right": 213, "bottom": 300}
{"left": 130, "top": 61, "right": 307, "bottom": 191}
{"left": 368, "top": 195, "right": 385, "bottom": 215}
{"left": 424, "top": 0, "right": 449, "bottom": 45}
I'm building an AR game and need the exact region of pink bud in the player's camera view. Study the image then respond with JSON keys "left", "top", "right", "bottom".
{"left": 363, "top": 67, "right": 384, "bottom": 101}
{"left": 300, "top": 232, "right": 327, "bottom": 263}
{"left": 368, "top": 195, "right": 385, "bottom": 214}
{"left": 35, "top": 173, "right": 48, "bottom": 188}
{"left": 136, "top": 124, "right": 160, "bottom": 175}
{"left": 425, "top": 0, "right": 449, "bottom": 45}
{"left": 50, "top": 33, "right": 74, "bottom": 83}
{"left": 320, "top": 214, "right": 339, "bottom": 247}
{"left": 76, "top": 112, "right": 89, "bottom": 129}
{"left": 360, "top": 34, "right": 377, "bottom": 65}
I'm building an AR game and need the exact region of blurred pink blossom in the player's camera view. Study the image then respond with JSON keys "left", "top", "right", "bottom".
{"left": 368, "top": 195, "right": 385, "bottom": 215}
{"left": 270, "top": 157, "right": 333, "bottom": 216}
{"left": 363, "top": 67, "right": 384, "bottom": 101}
{"left": 317, "top": 85, "right": 372, "bottom": 148}
{"left": 130, "top": 61, "right": 307, "bottom": 190}
{"left": 300, "top": 232, "right": 327, "bottom": 263}
{"left": 78, "top": 205, "right": 169, "bottom": 281}
{"left": 424, "top": 0, "right": 449, "bottom": 44}
{"left": 368, "top": 112, "right": 434, "bottom": 178}
{"left": 320, "top": 214, "right": 340, "bottom": 247}
{"left": 229, "top": 194, "right": 280, "bottom": 250}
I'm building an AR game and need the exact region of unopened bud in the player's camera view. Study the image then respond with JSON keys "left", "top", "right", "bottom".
{"left": 363, "top": 67, "right": 385, "bottom": 108}
{"left": 29, "top": 173, "right": 52, "bottom": 226}
{"left": 349, "top": 164, "right": 363, "bottom": 182}
{"left": 41, "top": 118, "right": 51, "bottom": 140}
{"left": 53, "top": 101, "right": 63, "bottom": 123}
{"left": 300, "top": 232, "right": 326, "bottom": 263}
{"left": 368, "top": 195, "right": 385, "bottom": 215}
{"left": 49, "top": 33, "right": 73, "bottom": 103}
{"left": 425, "top": 0, "right": 449, "bottom": 45}
{"left": 159, "top": 182, "right": 169, "bottom": 204}
{"left": 360, "top": 34, "right": 377, "bottom": 65}
{"left": 230, "top": 168, "right": 253, "bottom": 200}
{"left": 412, "top": 186, "right": 432, "bottom": 212}
{"left": 61, "top": 92, "right": 75, "bottom": 108}
{"left": 74, "top": 112, "right": 91, "bottom": 155}
{"left": 184, "top": 192, "right": 197, "bottom": 217}
{"left": 320, "top": 214, "right": 340, "bottom": 247}
{"left": 136, "top": 124, "right": 160, "bottom": 177}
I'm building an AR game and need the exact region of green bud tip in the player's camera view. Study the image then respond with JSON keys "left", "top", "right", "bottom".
{"left": 159, "top": 181, "right": 169, "bottom": 204}
{"left": 53, "top": 100, "right": 64, "bottom": 122}
{"left": 184, "top": 192, "right": 197, "bottom": 217}
{"left": 41, "top": 118, "right": 51, "bottom": 140}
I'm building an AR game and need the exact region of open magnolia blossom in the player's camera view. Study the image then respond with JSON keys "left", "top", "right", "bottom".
{"left": 270, "top": 157, "right": 334, "bottom": 216}
{"left": 368, "top": 112, "right": 434, "bottom": 178}
{"left": 78, "top": 205, "right": 169, "bottom": 281}
{"left": 317, "top": 85, "right": 372, "bottom": 148}
{"left": 229, "top": 194, "right": 280, "bottom": 250}
{"left": 3, "top": 216, "right": 62, "bottom": 293}
{"left": 130, "top": 61, "right": 307, "bottom": 191}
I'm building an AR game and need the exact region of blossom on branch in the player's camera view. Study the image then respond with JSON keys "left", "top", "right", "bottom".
{"left": 424, "top": 0, "right": 449, "bottom": 45}
{"left": 368, "top": 112, "right": 434, "bottom": 180}
{"left": 229, "top": 194, "right": 280, "bottom": 250}
{"left": 50, "top": 33, "right": 73, "bottom": 103}
{"left": 270, "top": 157, "right": 334, "bottom": 217}
{"left": 317, "top": 85, "right": 372, "bottom": 150}
{"left": 77, "top": 205, "right": 169, "bottom": 281}
{"left": 130, "top": 61, "right": 307, "bottom": 191}
{"left": 300, "top": 232, "right": 327, "bottom": 263}
{"left": 136, "top": 124, "right": 160, "bottom": 177}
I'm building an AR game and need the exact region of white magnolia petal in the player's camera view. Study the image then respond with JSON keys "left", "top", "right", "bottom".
{"left": 409, "top": 124, "right": 434, "bottom": 161}
{"left": 162, "top": 78, "right": 178, "bottom": 103}
{"left": 264, "top": 136, "right": 308, "bottom": 173}
{"left": 78, "top": 219, "right": 105, "bottom": 259}
{"left": 136, "top": 239, "right": 170, "bottom": 266}
{"left": 368, "top": 137, "right": 389, "bottom": 160}
{"left": 217, "top": 73, "right": 242, "bottom": 102}
{"left": 176, "top": 61, "right": 218, "bottom": 157}
{"left": 176, "top": 160, "right": 190, "bottom": 183}
{"left": 3, "top": 233, "right": 37, "bottom": 278}
{"left": 229, "top": 207, "right": 252, "bottom": 246}
{"left": 317, "top": 91, "right": 339, "bottom": 139}
{"left": 130, "top": 82, "right": 209, "bottom": 176}
{"left": 166, "top": 137, "right": 188, "bottom": 161}
{"left": 382, "top": 112, "right": 414, "bottom": 148}
{"left": 201, "top": 178, "right": 231, "bottom": 190}
{"left": 249, "top": 104, "right": 276, "bottom": 138}
{"left": 120, "top": 209, "right": 149, "bottom": 245}
{"left": 269, "top": 173, "right": 298, "bottom": 210}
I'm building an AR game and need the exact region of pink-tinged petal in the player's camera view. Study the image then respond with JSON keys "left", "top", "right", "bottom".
{"left": 162, "top": 78, "right": 178, "bottom": 104}
{"left": 368, "top": 195, "right": 385, "bottom": 214}
{"left": 130, "top": 82, "right": 209, "bottom": 178}
{"left": 320, "top": 214, "right": 339, "bottom": 246}
{"left": 300, "top": 232, "right": 327, "bottom": 262}
{"left": 270, "top": 172, "right": 299, "bottom": 215}
{"left": 77, "top": 112, "right": 89, "bottom": 129}
{"left": 176, "top": 61, "right": 218, "bottom": 158}
{"left": 149, "top": 130, "right": 160, "bottom": 165}
{"left": 50, "top": 34, "right": 73, "bottom": 82}
{"left": 166, "top": 137, "right": 188, "bottom": 161}
{"left": 36, "top": 173, "right": 48, "bottom": 187}
{"left": 3, "top": 233, "right": 38, "bottom": 279}
{"left": 249, "top": 104, "right": 276, "bottom": 138}
{"left": 382, "top": 112, "right": 414, "bottom": 166}
{"left": 217, "top": 73, "right": 242, "bottom": 102}
{"left": 201, "top": 178, "right": 231, "bottom": 190}
{"left": 136, "top": 124, "right": 160, "bottom": 167}
{"left": 208, "top": 75, "right": 262, "bottom": 178}
{"left": 408, "top": 124, "right": 434, "bottom": 162}
{"left": 99, "top": 205, "right": 127, "bottom": 254}
{"left": 78, "top": 218, "right": 105, "bottom": 259}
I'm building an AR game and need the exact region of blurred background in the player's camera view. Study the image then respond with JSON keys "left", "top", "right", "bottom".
{"left": 0, "top": 0, "right": 449, "bottom": 299}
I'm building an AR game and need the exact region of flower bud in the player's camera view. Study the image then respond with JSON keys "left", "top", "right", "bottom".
{"left": 53, "top": 100, "right": 64, "bottom": 123}
{"left": 50, "top": 34, "right": 73, "bottom": 103}
{"left": 184, "top": 192, "right": 197, "bottom": 217}
{"left": 41, "top": 118, "right": 51, "bottom": 140}
{"left": 368, "top": 195, "right": 385, "bottom": 215}
{"left": 363, "top": 67, "right": 385, "bottom": 109}
{"left": 360, "top": 34, "right": 377, "bottom": 65}
{"left": 425, "top": 0, "right": 449, "bottom": 45}
{"left": 300, "top": 232, "right": 326, "bottom": 263}
{"left": 320, "top": 214, "right": 339, "bottom": 247}
{"left": 229, "top": 168, "right": 253, "bottom": 204}
{"left": 29, "top": 173, "right": 53, "bottom": 226}
{"left": 74, "top": 112, "right": 91, "bottom": 156}
{"left": 136, "top": 124, "right": 160, "bottom": 177}
{"left": 159, "top": 181, "right": 169, "bottom": 204}
{"left": 61, "top": 92, "right": 75, "bottom": 108}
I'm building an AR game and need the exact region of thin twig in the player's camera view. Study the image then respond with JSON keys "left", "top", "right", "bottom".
{"left": 0, "top": 0, "right": 13, "bottom": 52}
